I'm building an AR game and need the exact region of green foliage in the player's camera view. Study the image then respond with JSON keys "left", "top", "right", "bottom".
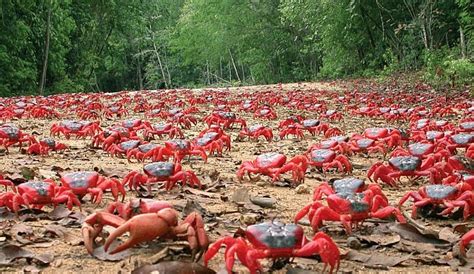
{"left": 0, "top": 0, "right": 471, "bottom": 95}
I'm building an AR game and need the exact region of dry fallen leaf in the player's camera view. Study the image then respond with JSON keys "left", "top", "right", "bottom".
{"left": 356, "top": 233, "right": 401, "bottom": 246}
{"left": 346, "top": 250, "right": 411, "bottom": 267}
{"left": 92, "top": 240, "right": 130, "bottom": 261}
{"left": 0, "top": 245, "right": 53, "bottom": 266}
{"left": 10, "top": 223, "right": 35, "bottom": 244}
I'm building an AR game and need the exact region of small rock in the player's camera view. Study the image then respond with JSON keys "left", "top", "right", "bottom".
{"left": 233, "top": 160, "right": 242, "bottom": 165}
{"left": 52, "top": 259, "right": 63, "bottom": 268}
{"left": 256, "top": 181, "right": 267, "bottom": 187}
{"left": 347, "top": 237, "right": 362, "bottom": 250}
{"left": 295, "top": 184, "right": 310, "bottom": 194}
{"left": 240, "top": 213, "right": 259, "bottom": 225}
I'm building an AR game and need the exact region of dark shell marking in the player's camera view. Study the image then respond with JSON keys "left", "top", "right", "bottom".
{"left": 144, "top": 162, "right": 175, "bottom": 177}
{"left": 408, "top": 143, "right": 433, "bottom": 156}
{"left": 260, "top": 109, "right": 270, "bottom": 115}
{"left": 329, "top": 135, "right": 349, "bottom": 143}
{"left": 310, "top": 149, "right": 335, "bottom": 163}
{"left": 333, "top": 178, "right": 364, "bottom": 195}
{"left": 153, "top": 123, "right": 168, "bottom": 131}
{"left": 123, "top": 119, "right": 140, "bottom": 128}
{"left": 138, "top": 143, "right": 158, "bottom": 153}
{"left": 425, "top": 185, "right": 457, "bottom": 200}
{"left": 320, "top": 140, "right": 337, "bottom": 149}
{"left": 41, "top": 138, "right": 56, "bottom": 148}
{"left": 426, "top": 131, "right": 442, "bottom": 141}
{"left": 249, "top": 125, "right": 263, "bottom": 133}
{"left": 303, "top": 119, "right": 320, "bottom": 127}
{"left": 62, "top": 172, "right": 96, "bottom": 188}
{"left": 365, "top": 128, "right": 385, "bottom": 138}
{"left": 389, "top": 156, "right": 421, "bottom": 171}
{"left": 460, "top": 122, "right": 474, "bottom": 130}
{"left": 451, "top": 134, "right": 474, "bottom": 145}
{"left": 169, "top": 139, "right": 189, "bottom": 150}
{"left": 356, "top": 138, "right": 374, "bottom": 148}
{"left": 339, "top": 193, "right": 369, "bottom": 212}
{"left": 247, "top": 221, "right": 302, "bottom": 249}
{"left": 256, "top": 152, "right": 283, "bottom": 168}
{"left": 0, "top": 126, "right": 20, "bottom": 139}
{"left": 22, "top": 181, "right": 50, "bottom": 196}
{"left": 61, "top": 121, "right": 83, "bottom": 131}
{"left": 120, "top": 140, "right": 140, "bottom": 150}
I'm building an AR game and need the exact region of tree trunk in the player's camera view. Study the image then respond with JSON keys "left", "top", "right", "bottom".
{"left": 228, "top": 49, "right": 241, "bottom": 82}
{"left": 137, "top": 52, "right": 143, "bottom": 90}
{"left": 39, "top": 2, "right": 52, "bottom": 95}
{"left": 460, "top": 26, "right": 467, "bottom": 59}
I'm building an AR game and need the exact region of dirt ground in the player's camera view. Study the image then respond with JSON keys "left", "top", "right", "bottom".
{"left": 0, "top": 82, "right": 471, "bottom": 273}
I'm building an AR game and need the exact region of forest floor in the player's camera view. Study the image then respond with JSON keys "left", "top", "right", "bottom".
{"left": 0, "top": 81, "right": 471, "bottom": 273}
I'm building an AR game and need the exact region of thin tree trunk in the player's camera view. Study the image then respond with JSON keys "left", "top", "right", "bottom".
{"left": 137, "top": 52, "right": 143, "bottom": 90}
{"left": 240, "top": 63, "right": 245, "bottom": 83}
{"left": 163, "top": 51, "right": 172, "bottom": 87}
{"left": 219, "top": 57, "right": 223, "bottom": 79}
{"left": 149, "top": 24, "right": 168, "bottom": 88}
{"left": 228, "top": 61, "right": 232, "bottom": 82}
{"left": 228, "top": 49, "right": 241, "bottom": 82}
{"left": 460, "top": 26, "right": 467, "bottom": 59}
{"left": 39, "top": 2, "right": 52, "bottom": 95}
{"left": 206, "top": 60, "right": 210, "bottom": 85}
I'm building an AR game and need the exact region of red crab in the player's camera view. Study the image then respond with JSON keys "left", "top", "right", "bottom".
{"left": 254, "top": 106, "right": 277, "bottom": 120}
{"left": 122, "top": 161, "right": 201, "bottom": 194}
{"left": 398, "top": 183, "right": 473, "bottom": 220}
{"left": 348, "top": 138, "right": 387, "bottom": 156}
{"left": 30, "top": 106, "right": 60, "bottom": 119}
{"left": 204, "top": 221, "right": 340, "bottom": 274}
{"left": 147, "top": 139, "right": 207, "bottom": 163}
{"left": 81, "top": 198, "right": 172, "bottom": 254}
{"left": 92, "top": 126, "right": 138, "bottom": 149}
{"left": 60, "top": 172, "right": 125, "bottom": 204}
{"left": 27, "top": 137, "right": 67, "bottom": 155}
{"left": 169, "top": 113, "right": 198, "bottom": 129}
{"left": 126, "top": 143, "right": 162, "bottom": 162}
{"left": 0, "top": 180, "right": 81, "bottom": 213}
{"left": 312, "top": 177, "right": 388, "bottom": 202}
{"left": 438, "top": 133, "right": 474, "bottom": 153}
{"left": 121, "top": 119, "right": 150, "bottom": 132}
{"left": 104, "top": 105, "right": 128, "bottom": 119}
{"left": 306, "top": 149, "right": 352, "bottom": 174}
{"left": 356, "top": 127, "right": 402, "bottom": 148}
{"left": 307, "top": 139, "right": 351, "bottom": 156}
{"left": 143, "top": 122, "right": 183, "bottom": 140}
{"left": 278, "top": 115, "right": 304, "bottom": 128}
{"left": 295, "top": 189, "right": 406, "bottom": 234}
{"left": 279, "top": 124, "right": 305, "bottom": 140}
{"left": 390, "top": 142, "right": 451, "bottom": 162}
{"left": 204, "top": 111, "right": 247, "bottom": 129}
{"left": 0, "top": 124, "right": 30, "bottom": 152}
{"left": 321, "top": 110, "right": 342, "bottom": 121}
{"left": 368, "top": 156, "right": 437, "bottom": 187}
{"left": 82, "top": 206, "right": 208, "bottom": 257}
{"left": 458, "top": 121, "right": 474, "bottom": 133}
{"left": 193, "top": 132, "right": 231, "bottom": 156}
{"left": 50, "top": 120, "right": 100, "bottom": 139}
{"left": 106, "top": 139, "right": 143, "bottom": 158}
{"left": 237, "top": 152, "right": 307, "bottom": 185}
{"left": 238, "top": 124, "right": 273, "bottom": 142}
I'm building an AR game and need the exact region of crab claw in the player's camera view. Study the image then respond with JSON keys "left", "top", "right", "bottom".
{"left": 104, "top": 209, "right": 178, "bottom": 255}
{"left": 81, "top": 212, "right": 126, "bottom": 255}
{"left": 460, "top": 229, "right": 474, "bottom": 258}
